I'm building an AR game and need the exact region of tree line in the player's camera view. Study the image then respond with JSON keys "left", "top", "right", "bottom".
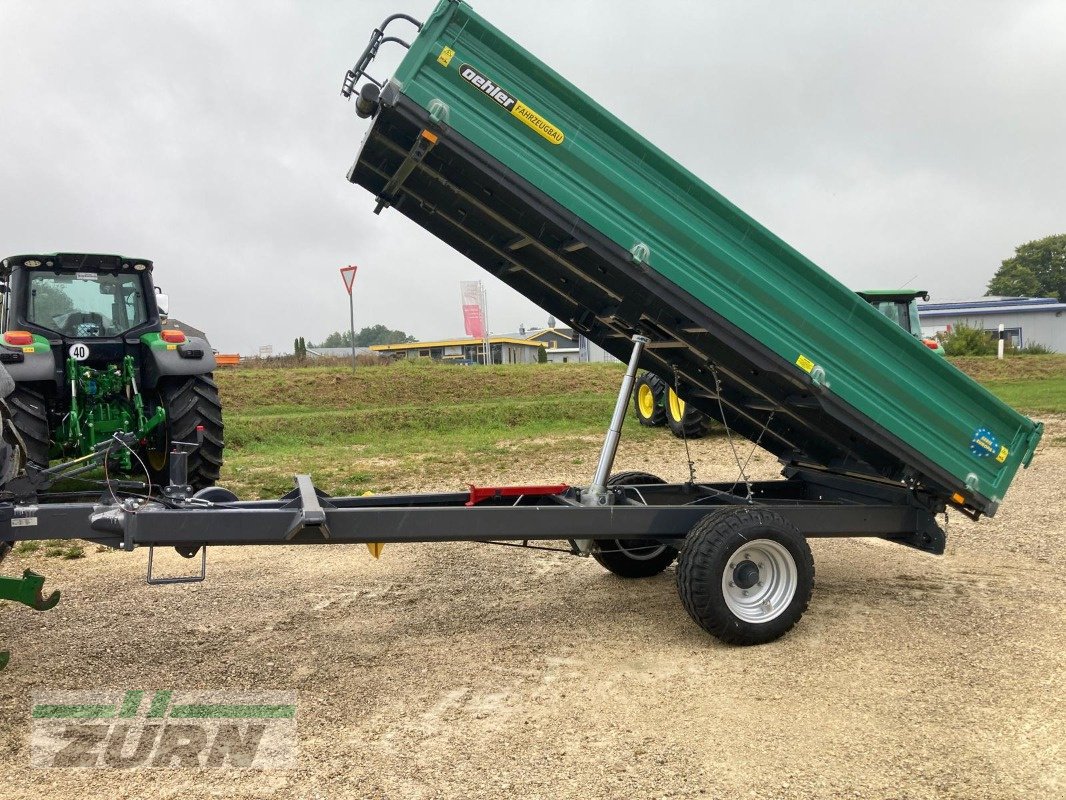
{"left": 292, "top": 324, "right": 418, "bottom": 356}
{"left": 986, "top": 233, "right": 1065, "bottom": 301}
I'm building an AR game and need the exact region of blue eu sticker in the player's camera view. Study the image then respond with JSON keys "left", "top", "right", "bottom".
{"left": 970, "top": 427, "right": 999, "bottom": 458}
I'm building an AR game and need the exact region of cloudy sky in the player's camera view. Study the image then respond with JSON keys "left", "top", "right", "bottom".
{"left": 1, "top": 1, "right": 1062, "bottom": 354}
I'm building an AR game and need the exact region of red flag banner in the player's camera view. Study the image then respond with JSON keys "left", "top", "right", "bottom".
{"left": 460, "top": 280, "right": 485, "bottom": 338}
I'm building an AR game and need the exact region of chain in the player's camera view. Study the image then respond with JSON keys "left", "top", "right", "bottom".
{"left": 708, "top": 363, "right": 755, "bottom": 501}
{"left": 672, "top": 365, "right": 698, "bottom": 484}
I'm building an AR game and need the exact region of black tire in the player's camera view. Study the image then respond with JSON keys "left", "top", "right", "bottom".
{"left": 6, "top": 385, "right": 51, "bottom": 470}
{"left": 592, "top": 472, "right": 678, "bottom": 578}
{"left": 676, "top": 508, "right": 814, "bottom": 645}
{"left": 632, "top": 372, "right": 666, "bottom": 427}
{"left": 664, "top": 387, "right": 712, "bottom": 439}
{"left": 144, "top": 374, "right": 224, "bottom": 490}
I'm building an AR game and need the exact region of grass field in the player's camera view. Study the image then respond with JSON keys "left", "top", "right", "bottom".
{"left": 214, "top": 356, "right": 1066, "bottom": 498}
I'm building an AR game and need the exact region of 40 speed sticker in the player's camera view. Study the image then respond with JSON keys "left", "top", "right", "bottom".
{"left": 456, "top": 61, "right": 564, "bottom": 145}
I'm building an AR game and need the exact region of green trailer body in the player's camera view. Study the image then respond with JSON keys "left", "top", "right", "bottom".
{"left": 343, "top": 0, "right": 1042, "bottom": 517}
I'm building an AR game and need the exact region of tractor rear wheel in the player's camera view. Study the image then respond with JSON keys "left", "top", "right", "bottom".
{"left": 144, "top": 374, "right": 224, "bottom": 490}
{"left": 592, "top": 472, "right": 678, "bottom": 578}
{"left": 665, "top": 387, "right": 711, "bottom": 439}
{"left": 6, "top": 385, "right": 51, "bottom": 471}
{"left": 632, "top": 372, "right": 666, "bottom": 427}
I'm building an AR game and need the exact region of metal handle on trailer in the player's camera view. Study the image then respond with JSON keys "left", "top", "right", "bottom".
{"left": 341, "top": 12, "right": 423, "bottom": 98}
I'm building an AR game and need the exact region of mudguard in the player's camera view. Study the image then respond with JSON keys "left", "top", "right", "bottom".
{"left": 0, "top": 335, "right": 55, "bottom": 384}
{"left": 140, "top": 333, "right": 217, "bottom": 388}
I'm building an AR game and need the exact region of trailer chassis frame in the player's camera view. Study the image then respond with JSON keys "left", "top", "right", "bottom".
{"left": 2, "top": 465, "right": 945, "bottom": 556}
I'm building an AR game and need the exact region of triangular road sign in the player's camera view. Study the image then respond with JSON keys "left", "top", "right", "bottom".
{"left": 340, "top": 265, "right": 358, "bottom": 295}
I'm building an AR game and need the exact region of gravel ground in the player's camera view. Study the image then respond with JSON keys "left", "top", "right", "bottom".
{"left": 1, "top": 421, "right": 1063, "bottom": 799}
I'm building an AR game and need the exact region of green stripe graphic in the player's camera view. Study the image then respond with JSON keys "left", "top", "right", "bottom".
{"left": 169, "top": 704, "right": 295, "bottom": 719}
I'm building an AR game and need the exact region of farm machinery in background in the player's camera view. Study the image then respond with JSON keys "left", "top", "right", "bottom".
{"left": 0, "top": 252, "right": 224, "bottom": 666}
{"left": 632, "top": 289, "right": 945, "bottom": 435}
{"left": 0, "top": 252, "right": 223, "bottom": 488}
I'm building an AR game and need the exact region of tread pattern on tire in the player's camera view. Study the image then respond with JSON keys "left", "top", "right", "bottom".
{"left": 632, "top": 372, "right": 667, "bottom": 427}
{"left": 676, "top": 507, "right": 814, "bottom": 645}
{"left": 665, "top": 388, "right": 712, "bottom": 439}
{"left": 149, "top": 374, "right": 224, "bottom": 489}
{"left": 7, "top": 385, "right": 51, "bottom": 469}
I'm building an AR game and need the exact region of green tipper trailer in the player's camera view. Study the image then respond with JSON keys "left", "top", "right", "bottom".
{"left": 0, "top": 1, "right": 1048, "bottom": 656}
{"left": 342, "top": 0, "right": 1041, "bottom": 520}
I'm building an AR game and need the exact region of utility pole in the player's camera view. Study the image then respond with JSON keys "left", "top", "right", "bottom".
{"left": 481, "top": 282, "right": 490, "bottom": 365}
{"left": 340, "top": 265, "right": 358, "bottom": 371}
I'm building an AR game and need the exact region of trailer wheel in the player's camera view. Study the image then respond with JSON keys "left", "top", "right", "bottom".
{"left": 632, "top": 372, "right": 666, "bottom": 427}
{"left": 665, "top": 387, "right": 711, "bottom": 439}
{"left": 676, "top": 508, "right": 813, "bottom": 645}
{"left": 592, "top": 472, "right": 677, "bottom": 578}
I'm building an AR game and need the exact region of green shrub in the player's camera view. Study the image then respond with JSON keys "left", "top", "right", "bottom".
{"left": 938, "top": 324, "right": 1001, "bottom": 357}
{"left": 1018, "top": 341, "right": 1054, "bottom": 355}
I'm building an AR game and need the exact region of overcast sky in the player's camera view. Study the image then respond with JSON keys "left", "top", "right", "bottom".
{"left": 1, "top": 1, "right": 1062, "bottom": 354}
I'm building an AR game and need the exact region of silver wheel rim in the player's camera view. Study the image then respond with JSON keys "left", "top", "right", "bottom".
{"left": 721, "top": 538, "right": 797, "bottom": 623}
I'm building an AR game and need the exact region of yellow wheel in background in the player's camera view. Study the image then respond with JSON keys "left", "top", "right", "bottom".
{"left": 667, "top": 387, "right": 685, "bottom": 422}
{"left": 637, "top": 383, "right": 656, "bottom": 418}
{"left": 632, "top": 371, "right": 667, "bottom": 427}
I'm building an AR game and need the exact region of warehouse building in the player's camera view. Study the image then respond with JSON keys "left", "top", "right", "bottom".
{"left": 917, "top": 296, "right": 1066, "bottom": 352}
{"left": 371, "top": 336, "right": 544, "bottom": 364}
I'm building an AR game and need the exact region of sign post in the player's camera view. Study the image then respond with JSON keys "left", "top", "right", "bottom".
{"left": 340, "top": 266, "right": 358, "bottom": 371}
{"left": 460, "top": 280, "right": 489, "bottom": 364}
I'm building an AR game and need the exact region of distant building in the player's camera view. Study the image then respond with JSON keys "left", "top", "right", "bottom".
{"left": 918, "top": 297, "right": 1066, "bottom": 352}
{"left": 371, "top": 337, "right": 544, "bottom": 364}
{"left": 519, "top": 325, "right": 620, "bottom": 364}
{"left": 307, "top": 346, "right": 380, "bottom": 360}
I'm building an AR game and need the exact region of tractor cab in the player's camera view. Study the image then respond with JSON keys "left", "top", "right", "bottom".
{"left": 856, "top": 289, "right": 944, "bottom": 355}
{"left": 0, "top": 253, "right": 163, "bottom": 372}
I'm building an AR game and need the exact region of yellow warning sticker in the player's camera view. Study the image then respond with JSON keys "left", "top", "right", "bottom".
{"left": 437, "top": 46, "right": 455, "bottom": 67}
{"left": 511, "top": 101, "right": 565, "bottom": 145}
{"left": 166, "top": 344, "right": 177, "bottom": 350}
{"left": 996, "top": 446, "right": 1009, "bottom": 463}
{"left": 21, "top": 347, "right": 33, "bottom": 353}
{"left": 796, "top": 354, "right": 815, "bottom": 373}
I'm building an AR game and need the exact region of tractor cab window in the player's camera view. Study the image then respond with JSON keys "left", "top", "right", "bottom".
{"left": 26, "top": 270, "right": 148, "bottom": 337}
{"left": 871, "top": 301, "right": 914, "bottom": 335}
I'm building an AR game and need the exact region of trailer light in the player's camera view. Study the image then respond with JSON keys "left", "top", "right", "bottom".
{"left": 951, "top": 492, "right": 965, "bottom": 505}
{"left": 161, "top": 330, "right": 187, "bottom": 344}
{"left": 3, "top": 331, "right": 34, "bottom": 346}
{"left": 923, "top": 339, "right": 939, "bottom": 350}
{"left": 23, "top": 259, "right": 41, "bottom": 268}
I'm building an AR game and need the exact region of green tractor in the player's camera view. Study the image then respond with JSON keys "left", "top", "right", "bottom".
{"left": 855, "top": 289, "right": 945, "bottom": 356}
{"left": 633, "top": 288, "right": 944, "bottom": 434}
{"left": 0, "top": 253, "right": 223, "bottom": 489}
